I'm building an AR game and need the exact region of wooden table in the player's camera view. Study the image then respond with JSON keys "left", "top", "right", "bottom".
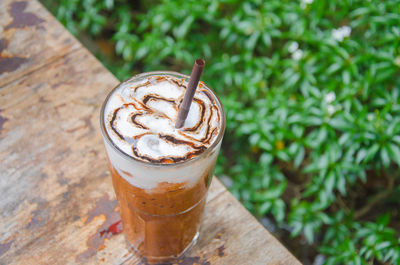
{"left": 0, "top": 1, "right": 301, "bottom": 264}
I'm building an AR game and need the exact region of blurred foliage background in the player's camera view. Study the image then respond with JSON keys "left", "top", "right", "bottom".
{"left": 40, "top": 0, "right": 400, "bottom": 264}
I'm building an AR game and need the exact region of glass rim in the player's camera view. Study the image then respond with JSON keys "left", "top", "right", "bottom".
{"left": 100, "top": 70, "right": 226, "bottom": 168}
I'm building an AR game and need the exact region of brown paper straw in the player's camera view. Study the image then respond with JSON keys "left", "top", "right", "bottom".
{"left": 175, "top": 59, "right": 205, "bottom": 129}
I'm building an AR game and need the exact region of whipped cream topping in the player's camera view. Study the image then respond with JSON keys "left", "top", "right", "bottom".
{"left": 104, "top": 75, "right": 221, "bottom": 164}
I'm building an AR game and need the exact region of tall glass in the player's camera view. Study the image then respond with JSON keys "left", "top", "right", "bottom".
{"left": 100, "top": 71, "right": 225, "bottom": 263}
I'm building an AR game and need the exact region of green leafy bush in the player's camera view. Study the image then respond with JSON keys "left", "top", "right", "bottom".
{"left": 42, "top": 0, "right": 400, "bottom": 263}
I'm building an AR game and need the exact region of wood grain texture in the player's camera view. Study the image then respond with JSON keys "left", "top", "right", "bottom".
{"left": 0, "top": 0, "right": 80, "bottom": 87}
{"left": 0, "top": 1, "right": 302, "bottom": 264}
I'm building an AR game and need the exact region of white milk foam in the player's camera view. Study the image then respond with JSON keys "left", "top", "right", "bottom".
{"left": 103, "top": 74, "right": 222, "bottom": 190}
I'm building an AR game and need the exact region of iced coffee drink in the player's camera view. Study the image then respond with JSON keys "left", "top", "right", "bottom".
{"left": 100, "top": 71, "right": 225, "bottom": 262}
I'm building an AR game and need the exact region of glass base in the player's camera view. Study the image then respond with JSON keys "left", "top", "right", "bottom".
{"left": 127, "top": 232, "right": 199, "bottom": 264}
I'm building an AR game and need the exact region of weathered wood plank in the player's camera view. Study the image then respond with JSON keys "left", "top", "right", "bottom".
{"left": 0, "top": 48, "right": 118, "bottom": 264}
{"left": 0, "top": 0, "right": 80, "bottom": 87}
{"left": 190, "top": 191, "right": 300, "bottom": 265}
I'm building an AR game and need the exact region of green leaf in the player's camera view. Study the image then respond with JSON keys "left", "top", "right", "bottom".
{"left": 135, "top": 46, "right": 148, "bottom": 60}
{"left": 375, "top": 241, "right": 391, "bottom": 251}
{"left": 342, "top": 70, "right": 351, "bottom": 85}
{"left": 326, "top": 61, "right": 343, "bottom": 75}
{"left": 356, "top": 149, "right": 368, "bottom": 163}
{"left": 249, "top": 133, "right": 260, "bottom": 145}
{"left": 304, "top": 223, "right": 314, "bottom": 243}
{"left": 325, "top": 171, "right": 336, "bottom": 193}
{"left": 259, "top": 140, "right": 273, "bottom": 151}
{"left": 377, "top": 212, "right": 390, "bottom": 226}
{"left": 337, "top": 170, "right": 346, "bottom": 195}
{"left": 245, "top": 31, "right": 260, "bottom": 50}
{"left": 380, "top": 146, "right": 391, "bottom": 168}
{"left": 260, "top": 153, "right": 273, "bottom": 165}
{"left": 276, "top": 150, "right": 290, "bottom": 161}
{"left": 272, "top": 199, "right": 286, "bottom": 224}
{"left": 288, "top": 142, "right": 300, "bottom": 155}
{"left": 294, "top": 146, "right": 305, "bottom": 168}
{"left": 388, "top": 143, "right": 400, "bottom": 166}
{"left": 258, "top": 201, "right": 272, "bottom": 215}
{"left": 339, "top": 132, "right": 352, "bottom": 146}
{"left": 288, "top": 114, "right": 303, "bottom": 124}
{"left": 305, "top": 116, "right": 323, "bottom": 126}
{"left": 105, "top": 0, "right": 113, "bottom": 9}
{"left": 261, "top": 33, "right": 271, "bottom": 47}
{"left": 329, "top": 116, "right": 352, "bottom": 130}
{"left": 364, "top": 143, "right": 379, "bottom": 162}
{"left": 392, "top": 135, "right": 400, "bottom": 145}
{"left": 173, "top": 15, "right": 194, "bottom": 39}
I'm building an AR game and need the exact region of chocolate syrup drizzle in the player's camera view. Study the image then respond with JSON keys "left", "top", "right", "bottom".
{"left": 109, "top": 76, "right": 220, "bottom": 163}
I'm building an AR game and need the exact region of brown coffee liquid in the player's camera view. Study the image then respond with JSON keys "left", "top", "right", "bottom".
{"left": 108, "top": 160, "right": 213, "bottom": 261}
